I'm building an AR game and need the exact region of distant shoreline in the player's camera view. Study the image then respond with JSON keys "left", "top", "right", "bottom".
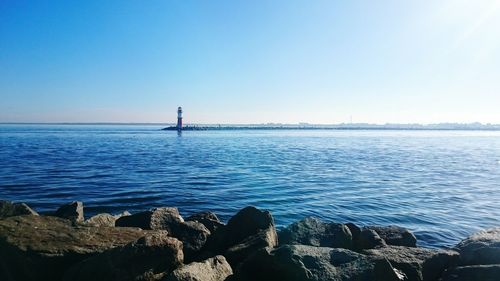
{"left": 1, "top": 122, "right": 500, "bottom": 131}
{"left": 162, "top": 125, "right": 500, "bottom": 131}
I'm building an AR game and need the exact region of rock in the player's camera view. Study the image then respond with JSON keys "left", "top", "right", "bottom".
{"left": 64, "top": 231, "right": 184, "bottom": 281}
{"left": 85, "top": 213, "right": 116, "bottom": 227}
{"left": 0, "top": 200, "right": 38, "bottom": 218}
{"left": 441, "top": 264, "right": 500, "bottom": 281}
{"left": 171, "top": 221, "right": 211, "bottom": 261}
{"left": 358, "top": 228, "right": 387, "bottom": 249}
{"left": 364, "top": 245, "right": 459, "bottom": 281}
{"left": 206, "top": 206, "right": 278, "bottom": 266}
{"left": 115, "top": 207, "right": 184, "bottom": 230}
{"left": 0, "top": 215, "right": 149, "bottom": 281}
{"left": 367, "top": 225, "right": 417, "bottom": 247}
{"left": 118, "top": 210, "right": 132, "bottom": 216}
{"left": 165, "top": 255, "right": 233, "bottom": 281}
{"left": 149, "top": 207, "right": 185, "bottom": 230}
{"left": 346, "top": 222, "right": 361, "bottom": 242}
{"left": 278, "top": 217, "right": 353, "bottom": 249}
{"left": 187, "top": 211, "right": 220, "bottom": 222}
{"left": 116, "top": 207, "right": 210, "bottom": 261}
{"left": 84, "top": 211, "right": 132, "bottom": 227}
{"left": 224, "top": 206, "right": 276, "bottom": 247}
{"left": 54, "top": 201, "right": 84, "bottom": 223}
{"left": 224, "top": 227, "right": 277, "bottom": 266}
{"left": 237, "top": 244, "right": 402, "bottom": 281}
{"left": 186, "top": 211, "right": 224, "bottom": 233}
{"left": 455, "top": 227, "right": 500, "bottom": 265}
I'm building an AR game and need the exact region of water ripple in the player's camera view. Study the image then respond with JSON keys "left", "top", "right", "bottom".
{"left": 1, "top": 125, "right": 500, "bottom": 248}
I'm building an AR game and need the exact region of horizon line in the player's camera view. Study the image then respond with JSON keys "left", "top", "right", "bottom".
{"left": 1, "top": 121, "right": 500, "bottom": 126}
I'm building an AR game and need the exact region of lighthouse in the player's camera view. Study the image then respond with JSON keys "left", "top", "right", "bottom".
{"left": 176, "top": 107, "right": 183, "bottom": 131}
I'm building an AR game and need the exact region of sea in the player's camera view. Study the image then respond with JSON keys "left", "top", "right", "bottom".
{"left": 1, "top": 124, "right": 499, "bottom": 248}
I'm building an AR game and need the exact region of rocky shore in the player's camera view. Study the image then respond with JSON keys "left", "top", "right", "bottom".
{"left": 0, "top": 200, "right": 498, "bottom": 281}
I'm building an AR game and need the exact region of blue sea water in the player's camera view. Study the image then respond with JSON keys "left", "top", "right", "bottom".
{"left": 1, "top": 124, "right": 500, "bottom": 248}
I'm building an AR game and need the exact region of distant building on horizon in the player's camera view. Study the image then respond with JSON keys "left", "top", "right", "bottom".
{"left": 177, "top": 107, "right": 183, "bottom": 131}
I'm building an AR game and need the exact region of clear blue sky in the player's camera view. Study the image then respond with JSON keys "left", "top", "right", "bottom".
{"left": 1, "top": 0, "right": 499, "bottom": 124}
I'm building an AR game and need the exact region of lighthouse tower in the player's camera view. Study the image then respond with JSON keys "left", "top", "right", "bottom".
{"left": 176, "top": 107, "right": 183, "bottom": 131}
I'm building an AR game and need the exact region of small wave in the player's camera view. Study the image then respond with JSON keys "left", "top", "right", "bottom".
{"left": 1, "top": 127, "right": 500, "bottom": 248}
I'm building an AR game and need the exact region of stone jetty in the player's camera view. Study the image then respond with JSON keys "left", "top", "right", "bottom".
{"left": 0, "top": 199, "right": 498, "bottom": 281}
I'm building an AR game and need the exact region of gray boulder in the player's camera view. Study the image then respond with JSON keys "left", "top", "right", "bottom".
{"left": 0, "top": 200, "right": 38, "bottom": 219}
{"left": 206, "top": 206, "right": 278, "bottom": 266}
{"left": 64, "top": 230, "right": 183, "bottom": 281}
{"left": 117, "top": 210, "right": 132, "bottom": 216}
{"left": 237, "top": 244, "right": 402, "bottom": 281}
{"left": 346, "top": 222, "right": 361, "bottom": 242}
{"left": 115, "top": 207, "right": 210, "bottom": 261}
{"left": 367, "top": 226, "right": 417, "bottom": 247}
{"left": 278, "top": 217, "right": 353, "bottom": 249}
{"left": 224, "top": 206, "right": 277, "bottom": 247}
{"left": 357, "top": 228, "right": 387, "bottom": 249}
{"left": 455, "top": 227, "right": 500, "bottom": 265}
{"left": 115, "top": 207, "right": 184, "bottom": 230}
{"left": 165, "top": 255, "right": 233, "bottom": 281}
{"left": 172, "top": 221, "right": 211, "bottom": 261}
{"left": 441, "top": 264, "right": 500, "bottom": 281}
{"left": 364, "top": 245, "right": 459, "bottom": 281}
{"left": 224, "top": 226, "right": 277, "bottom": 266}
{"left": 84, "top": 211, "right": 131, "bottom": 227}
{"left": 54, "top": 201, "right": 84, "bottom": 223}
{"left": 84, "top": 213, "right": 116, "bottom": 227}
{"left": 0, "top": 215, "right": 149, "bottom": 281}
{"left": 186, "top": 211, "right": 224, "bottom": 233}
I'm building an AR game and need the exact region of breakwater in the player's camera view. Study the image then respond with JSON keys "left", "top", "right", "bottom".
{"left": 162, "top": 125, "right": 500, "bottom": 131}
{"left": 1, "top": 199, "right": 499, "bottom": 281}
